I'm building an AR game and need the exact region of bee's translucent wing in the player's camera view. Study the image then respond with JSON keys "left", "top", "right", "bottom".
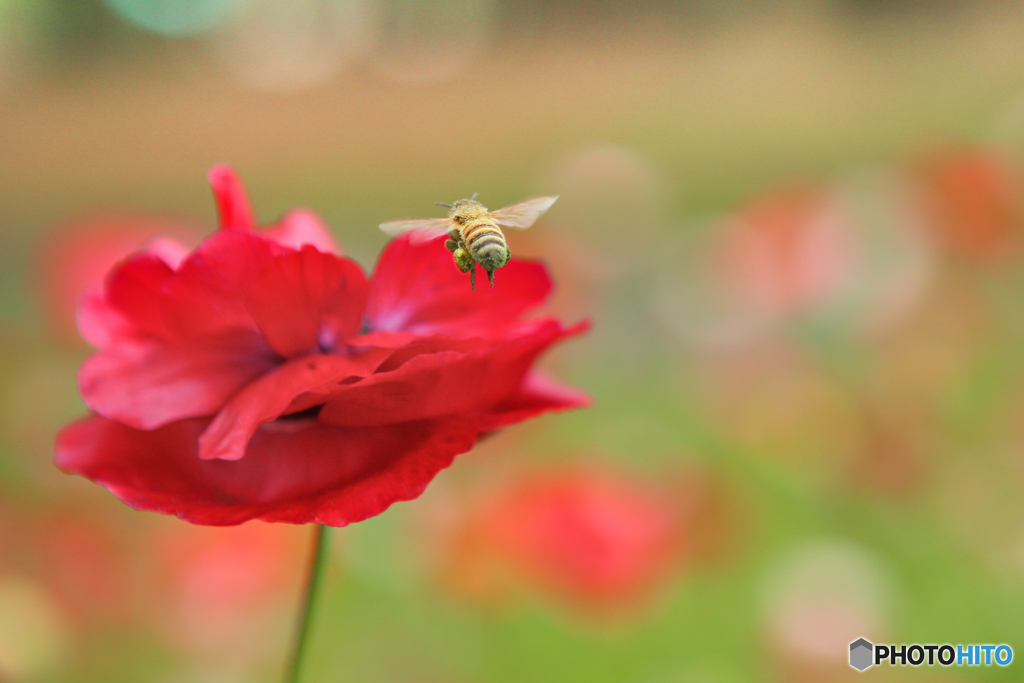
{"left": 490, "top": 196, "right": 559, "bottom": 229}
{"left": 378, "top": 217, "right": 453, "bottom": 244}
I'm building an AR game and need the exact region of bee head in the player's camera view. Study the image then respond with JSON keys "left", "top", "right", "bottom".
{"left": 447, "top": 198, "right": 487, "bottom": 224}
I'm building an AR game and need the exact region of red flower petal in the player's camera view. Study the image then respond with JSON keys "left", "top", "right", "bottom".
{"left": 482, "top": 371, "right": 592, "bottom": 432}
{"left": 262, "top": 209, "right": 341, "bottom": 255}
{"left": 159, "top": 231, "right": 278, "bottom": 342}
{"left": 37, "top": 215, "right": 198, "bottom": 344}
{"left": 144, "top": 237, "right": 192, "bottom": 269}
{"left": 102, "top": 253, "right": 174, "bottom": 340}
{"left": 76, "top": 233, "right": 285, "bottom": 429}
{"left": 198, "top": 350, "right": 392, "bottom": 462}
{"left": 208, "top": 165, "right": 255, "bottom": 232}
{"left": 244, "top": 246, "right": 368, "bottom": 358}
{"left": 344, "top": 330, "right": 423, "bottom": 350}
{"left": 77, "top": 291, "right": 137, "bottom": 349}
{"left": 365, "top": 234, "right": 552, "bottom": 336}
{"left": 55, "top": 414, "right": 484, "bottom": 527}
{"left": 79, "top": 335, "right": 276, "bottom": 430}
{"left": 318, "top": 319, "right": 577, "bottom": 427}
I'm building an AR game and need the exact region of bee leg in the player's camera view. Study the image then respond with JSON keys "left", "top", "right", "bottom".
{"left": 445, "top": 239, "right": 458, "bottom": 253}
{"left": 487, "top": 269, "right": 495, "bottom": 287}
{"left": 470, "top": 264, "right": 476, "bottom": 291}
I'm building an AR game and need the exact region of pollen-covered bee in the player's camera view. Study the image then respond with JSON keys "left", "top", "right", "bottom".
{"left": 379, "top": 193, "right": 559, "bottom": 290}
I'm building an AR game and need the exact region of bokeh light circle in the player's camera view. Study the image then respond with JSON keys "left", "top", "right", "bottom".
{"left": 210, "top": 0, "right": 379, "bottom": 91}
{"left": 760, "top": 540, "right": 894, "bottom": 669}
{"left": 103, "top": 0, "right": 239, "bottom": 37}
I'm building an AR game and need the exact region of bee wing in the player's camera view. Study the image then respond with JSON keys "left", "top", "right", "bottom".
{"left": 378, "top": 217, "right": 453, "bottom": 244}
{"left": 490, "top": 196, "right": 559, "bottom": 229}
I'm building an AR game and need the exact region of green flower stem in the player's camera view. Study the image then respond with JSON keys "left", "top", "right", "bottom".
{"left": 284, "top": 524, "right": 331, "bottom": 683}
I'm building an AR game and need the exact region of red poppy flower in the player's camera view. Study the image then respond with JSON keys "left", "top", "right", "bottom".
{"left": 54, "top": 166, "right": 588, "bottom": 526}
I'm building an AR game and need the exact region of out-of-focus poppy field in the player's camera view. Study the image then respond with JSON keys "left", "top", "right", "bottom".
{"left": 5, "top": 1, "right": 1024, "bottom": 681}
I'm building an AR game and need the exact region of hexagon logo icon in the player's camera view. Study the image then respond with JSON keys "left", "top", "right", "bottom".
{"left": 850, "top": 638, "right": 874, "bottom": 671}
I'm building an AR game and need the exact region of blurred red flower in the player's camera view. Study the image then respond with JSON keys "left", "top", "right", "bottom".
{"left": 148, "top": 522, "right": 304, "bottom": 652}
{"left": 441, "top": 468, "right": 687, "bottom": 610}
{"left": 34, "top": 512, "right": 134, "bottom": 624}
{"left": 54, "top": 166, "right": 588, "bottom": 526}
{"left": 916, "top": 148, "right": 1024, "bottom": 263}
{"left": 723, "top": 185, "right": 853, "bottom": 315}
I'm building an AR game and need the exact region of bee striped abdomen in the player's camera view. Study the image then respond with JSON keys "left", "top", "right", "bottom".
{"left": 463, "top": 221, "right": 507, "bottom": 256}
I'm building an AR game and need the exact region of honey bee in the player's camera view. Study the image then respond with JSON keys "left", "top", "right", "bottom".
{"left": 379, "top": 193, "right": 558, "bottom": 290}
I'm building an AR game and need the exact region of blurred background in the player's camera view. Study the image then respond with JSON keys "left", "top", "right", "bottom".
{"left": 4, "top": 0, "right": 1024, "bottom": 681}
